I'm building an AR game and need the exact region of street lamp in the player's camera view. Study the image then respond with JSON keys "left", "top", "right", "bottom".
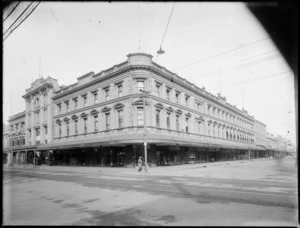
{"left": 139, "top": 89, "right": 151, "bottom": 172}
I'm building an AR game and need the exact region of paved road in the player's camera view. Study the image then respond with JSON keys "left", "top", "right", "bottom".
{"left": 3, "top": 157, "right": 298, "bottom": 226}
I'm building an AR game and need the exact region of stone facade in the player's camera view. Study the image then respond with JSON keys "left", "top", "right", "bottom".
{"left": 5, "top": 53, "right": 294, "bottom": 166}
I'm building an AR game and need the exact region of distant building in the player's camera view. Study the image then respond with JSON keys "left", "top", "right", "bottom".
{"left": 5, "top": 53, "right": 295, "bottom": 166}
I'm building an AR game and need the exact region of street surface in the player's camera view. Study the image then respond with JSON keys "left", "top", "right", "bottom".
{"left": 3, "top": 156, "right": 298, "bottom": 226}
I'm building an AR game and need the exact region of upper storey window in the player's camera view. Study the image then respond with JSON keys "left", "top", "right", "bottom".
{"left": 115, "top": 82, "right": 123, "bottom": 98}
{"left": 73, "top": 98, "right": 78, "bottom": 110}
{"left": 82, "top": 94, "right": 87, "bottom": 107}
{"left": 57, "top": 104, "right": 61, "bottom": 115}
{"left": 185, "top": 95, "right": 190, "bottom": 106}
{"left": 92, "top": 91, "right": 98, "bottom": 104}
{"left": 166, "top": 88, "right": 171, "bottom": 100}
{"left": 175, "top": 91, "right": 180, "bottom": 104}
{"left": 137, "top": 81, "right": 145, "bottom": 93}
{"left": 103, "top": 87, "right": 110, "bottom": 101}
{"left": 36, "top": 98, "right": 40, "bottom": 108}
{"left": 155, "top": 82, "right": 161, "bottom": 97}
{"left": 65, "top": 101, "right": 69, "bottom": 112}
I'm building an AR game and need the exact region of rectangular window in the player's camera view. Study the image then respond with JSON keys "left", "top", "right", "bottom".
{"left": 118, "top": 110, "right": 124, "bottom": 128}
{"left": 137, "top": 107, "right": 144, "bottom": 126}
{"left": 156, "top": 110, "right": 160, "bottom": 128}
{"left": 167, "top": 113, "right": 171, "bottom": 129}
{"left": 176, "top": 115, "right": 180, "bottom": 131}
{"left": 105, "top": 89, "right": 110, "bottom": 101}
{"left": 74, "top": 99, "right": 78, "bottom": 110}
{"left": 185, "top": 118, "right": 189, "bottom": 132}
{"left": 105, "top": 113, "right": 110, "bottom": 130}
{"left": 185, "top": 96, "right": 189, "bottom": 106}
{"left": 83, "top": 96, "right": 87, "bottom": 107}
{"left": 155, "top": 84, "right": 160, "bottom": 97}
{"left": 36, "top": 128, "right": 40, "bottom": 136}
{"left": 118, "top": 85, "right": 123, "bottom": 97}
{"left": 92, "top": 92, "right": 98, "bottom": 104}
{"left": 66, "top": 122, "right": 69, "bottom": 136}
{"left": 198, "top": 122, "right": 201, "bottom": 134}
{"left": 36, "top": 111, "right": 40, "bottom": 124}
{"left": 57, "top": 104, "right": 61, "bottom": 114}
{"left": 65, "top": 102, "right": 69, "bottom": 112}
{"left": 74, "top": 120, "right": 78, "bottom": 135}
{"left": 84, "top": 118, "right": 88, "bottom": 133}
{"left": 94, "top": 116, "right": 98, "bottom": 131}
{"left": 58, "top": 124, "right": 61, "bottom": 137}
{"left": 36, "top": 98, "right": 39, "bottom": 107}
{"left": 175, "top": 92, "right": 180, "bottom": 104}
{"left": 44, "top": 94, "right": 47, "bottom": 105}
{"left": 137, "top": 81, "right": 144, "bottom": 93}
{"left": 166, "top": 88, "right": 170, "bottom": 100}
{"left": 44, "top": 108, "right": 47, "bottom": 122}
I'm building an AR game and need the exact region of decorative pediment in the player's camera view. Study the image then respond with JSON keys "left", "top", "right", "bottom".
{"left": 195, "top": 116, "right": 204, "bottom": 122}
{"left": 113, "top": 103, "right": 125, "bottom": 110}
{"left": 132, "top": 99, "right": 150, "bottom": 106}
{"left": 175, "top": 109, "right": 182, "bottom": 115}
{"left": 101, "top": 107, "right": 111, "bottom": 113}
{"left": 90, "top": 109, "right": 100, "bottom": 116}
{"left": 63, "top": 117, "right": 70, "bottom": 122}
{"left": 55, "top": 119, "right": 61, "bottom": 124}
{"left": 71, "top": 115, "right": 78, "bottom": 120}
{"left": 185, "top": 112, "right": 192, "bottom": 118}
{"left": 80, "top": 112, "right": 89, "bottom": 118}
{"left": 165, "top": 106, "right": 174, "bottom": 113}
{"left": 154, "top": 103, "right": 164, "bottom": 110}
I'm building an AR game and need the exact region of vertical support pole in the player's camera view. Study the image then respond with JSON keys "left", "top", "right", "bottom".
{"left": 143, "top": 95, "right": 148, "bottom": 172}
{"left": 18, "top": 151, "right": 20, "bottom": 166}
{"left": 26, "top": 151, "right": 28, "bottom": 165}
{"left": 34, "top": 150, "right": 36, "bottom": 167}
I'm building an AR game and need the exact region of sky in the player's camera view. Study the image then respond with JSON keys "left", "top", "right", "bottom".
{"left": 3, "top": 2, "right": 297, "bottom": 144}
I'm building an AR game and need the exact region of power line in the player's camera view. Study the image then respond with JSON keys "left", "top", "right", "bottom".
{"left": 198, "top": 49, "right": 279, "bottom": 78}
{"left": 3, "top": 1, "right": 20, "bottom": 22}
{"left": 209, "top": 70, "right": 292, "bottom": 91}
{"left": 4, "top": 2, "right": 40, "bottom": 41}
{"left": 3, "top": 2, "right": 34, "bottom": 36}
{"left": 173, "top": 37, "right": 271, "bottom": 71}
{"left": 156, "top": 3, "right": 175, "bottom": 62}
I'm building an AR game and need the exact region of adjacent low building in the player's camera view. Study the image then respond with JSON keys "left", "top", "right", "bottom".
{"left": 4, "top": 53, "right": 294, "bottom": 167}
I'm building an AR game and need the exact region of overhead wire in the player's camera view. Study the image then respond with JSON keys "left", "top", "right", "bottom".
{"left": 3, "top": 1, "right": 20, "bottom": 22}
{"left": 172, "top": 36, "right": 271, "bottom": 71}
{"left": 198, "top": 49, "right": 279, "bottom": 77}
{"left": 4, "top": 2, "right": 40, "bottom": 41}
{"left": 155, "top": 3, "right": 175, "bottom": 62}
{"left": 209, "top": 70, "right": 292, "bottom": 91}
{"left": 3, "top": 2, "right": 34, "bottom": 36}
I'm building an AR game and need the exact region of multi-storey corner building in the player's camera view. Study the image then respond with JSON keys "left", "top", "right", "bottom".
{"left": 4, "top": 53, "right": 292, "bottom": 167}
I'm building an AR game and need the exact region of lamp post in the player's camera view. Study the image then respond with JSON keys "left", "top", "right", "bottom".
{"left": 139, "top": 89, "right": 151, "bottom": 172}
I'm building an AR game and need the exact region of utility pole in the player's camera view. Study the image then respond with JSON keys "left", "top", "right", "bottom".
{"left": 140, "top": 89, "right": 150, "bottom": 172}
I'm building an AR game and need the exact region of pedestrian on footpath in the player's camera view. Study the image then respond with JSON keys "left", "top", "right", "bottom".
{"left": 137, "top": 156, "right": 143, "bottom": 172}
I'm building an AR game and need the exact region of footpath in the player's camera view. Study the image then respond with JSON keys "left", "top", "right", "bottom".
{"left": 4, "top": 157, "right": 296, "bottom": 179}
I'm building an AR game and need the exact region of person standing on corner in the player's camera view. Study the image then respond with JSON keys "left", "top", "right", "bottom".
{"left": 137, "top": 156, "right": 143, "bottom": 172}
